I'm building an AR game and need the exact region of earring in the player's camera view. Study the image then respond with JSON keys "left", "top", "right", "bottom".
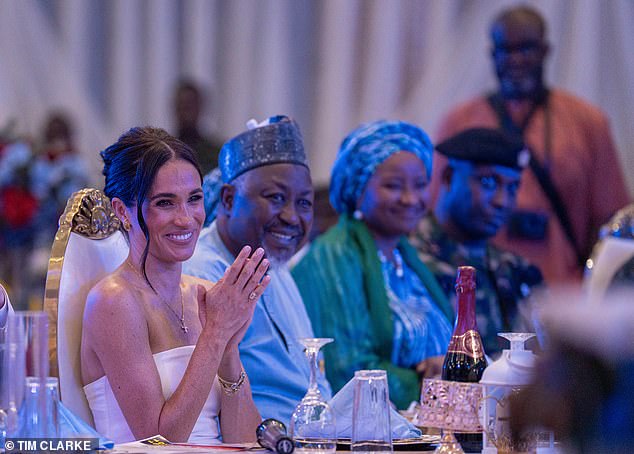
{"left": 122, "top": 218, "right": 131, "bottom": 231}
{"left": 353, "top": 210, "right": 363, "bottom": 220}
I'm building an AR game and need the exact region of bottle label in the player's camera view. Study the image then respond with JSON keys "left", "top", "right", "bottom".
{"left": 446, "top": 330, "right": 485, "bottom": 359}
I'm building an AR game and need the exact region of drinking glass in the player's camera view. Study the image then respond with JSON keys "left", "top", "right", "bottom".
{"left": 19, "top": 377, "right": 60, "bottom": 438}
{"left": 1, "top": 311, "right": 54, "bottom": 440}
{"left": 0, "top": 321, "right": 13, "bottom": 446}
{"left": 290, "top": 338, "right": 336, "bottom": 454}
{"left": 351, "top": 370, "right": 392, "bottom": 453}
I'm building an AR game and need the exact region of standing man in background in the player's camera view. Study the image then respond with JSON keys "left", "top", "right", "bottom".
{"left": 433, "top": 5, "right": 629, "bottom": 284}
{"left": 173, "top": 79, "right": 223, "bottom": 175}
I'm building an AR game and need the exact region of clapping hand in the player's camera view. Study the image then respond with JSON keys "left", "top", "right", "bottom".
{"left": 197, "top": 246, "right": 270, "bottom": 346}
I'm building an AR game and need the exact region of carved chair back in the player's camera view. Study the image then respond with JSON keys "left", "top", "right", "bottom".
{"left": 44, "top": 188, "right": 128, "bottom": 426}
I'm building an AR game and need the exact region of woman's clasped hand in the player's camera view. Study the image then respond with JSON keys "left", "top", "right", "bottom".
{"left": 197, "top": 245, "right": 271, "bottom": 347}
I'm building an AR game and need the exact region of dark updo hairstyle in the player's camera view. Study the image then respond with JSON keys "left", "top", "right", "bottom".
{"left": 101, "top": 126, "right": 202, "bottom": 289}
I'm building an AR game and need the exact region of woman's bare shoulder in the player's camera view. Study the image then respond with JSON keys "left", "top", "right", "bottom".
{"left": 84, "top": 272, "right": 144, "bottom": 327}
{"left": 81, "top": 271, "right": 152, "bottom": 386}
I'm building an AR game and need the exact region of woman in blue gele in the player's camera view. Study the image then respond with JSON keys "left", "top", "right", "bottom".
{"left": 293, "top": 120, "right": 453, "bottom": 409}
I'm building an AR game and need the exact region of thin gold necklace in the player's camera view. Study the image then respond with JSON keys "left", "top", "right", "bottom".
{"left": 125, "top": 260, "right": 188, "bottom": 333}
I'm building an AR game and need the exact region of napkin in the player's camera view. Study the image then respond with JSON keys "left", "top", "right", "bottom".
{"left": 328, "top": 377, "right": 422, "bottom": 439}
{"left": 58, "top": 402, "right": 114, "bottom": 450}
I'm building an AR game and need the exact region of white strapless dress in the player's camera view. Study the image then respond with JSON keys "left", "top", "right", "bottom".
{"left": 83, "top": 345, "right": 222, "bottom": 444}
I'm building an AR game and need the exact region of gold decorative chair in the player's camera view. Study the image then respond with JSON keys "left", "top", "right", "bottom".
{"left": 584, "top": 204, "right": 634, "bottom": 303}
{"left": 44, "top": 188, "right": 129, "bottom": 426}
{"left": 584, "top": 237, "right": 634, "bottom": 302}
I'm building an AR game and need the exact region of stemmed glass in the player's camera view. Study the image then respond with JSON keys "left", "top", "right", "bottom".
{"left": 290, "top": 338, "right": 336, "bottom": 454}
{"left": 497, "top": 332, "right": 535, "bottom": 348}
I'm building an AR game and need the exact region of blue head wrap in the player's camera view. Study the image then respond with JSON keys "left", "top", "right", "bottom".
{"left": 329, "top": 120, "right": 433, "bottom": 215}
{"left": 202, "top": 115, "right": 308, "bottom": 225}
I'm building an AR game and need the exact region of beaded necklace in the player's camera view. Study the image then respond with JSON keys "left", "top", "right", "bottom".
{"left": 377, "top": 248, "right": 404, "bottom": 278}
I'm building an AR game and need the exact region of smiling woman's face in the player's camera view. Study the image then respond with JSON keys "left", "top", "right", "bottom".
{"left": 357, "top": 151, "right": 428, "bottom": 242}
{"left": 126, "top": 159, "right": 205, "bottom": 264}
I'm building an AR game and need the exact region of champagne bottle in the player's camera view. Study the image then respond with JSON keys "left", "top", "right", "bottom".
{"left": 441, "top": 266, "right": 487, "bottom": 453}
{"left": 442, "top": 266, "right": 487, "bottom": 381}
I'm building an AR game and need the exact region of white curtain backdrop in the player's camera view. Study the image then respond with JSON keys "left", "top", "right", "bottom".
{"left": 0, "top": 0, "right": 632, "bottom": 192}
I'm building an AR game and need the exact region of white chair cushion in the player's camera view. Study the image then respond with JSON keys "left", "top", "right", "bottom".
{"left": 57, "top": 231, "right": 128, "bottom": 426}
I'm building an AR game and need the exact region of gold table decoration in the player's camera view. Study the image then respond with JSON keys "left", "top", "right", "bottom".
{"left": 418, "top": 378, "right": 484, "bottom": 454}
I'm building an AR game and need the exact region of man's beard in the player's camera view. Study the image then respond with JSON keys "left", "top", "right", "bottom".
{"left": 261, "top": 241, "right": 298, "bottom": 270}
{"left": 266, "top": 254, "right": 290, "bottom": 271}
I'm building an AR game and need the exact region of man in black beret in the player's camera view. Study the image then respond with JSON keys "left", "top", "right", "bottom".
{"left": 410, "top": 127, "right": 542, "bottom": 357}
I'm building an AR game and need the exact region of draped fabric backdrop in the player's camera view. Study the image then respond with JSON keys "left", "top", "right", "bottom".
{"left": 0, "top": 0, "right": 632, "bottom": 192}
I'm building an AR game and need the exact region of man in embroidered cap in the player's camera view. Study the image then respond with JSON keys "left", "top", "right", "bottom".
{"left": 410, "top": 128, "right": 543, "bottom": 357}
{"left": 184, "top": 115, "right": 331, "bottom": 425}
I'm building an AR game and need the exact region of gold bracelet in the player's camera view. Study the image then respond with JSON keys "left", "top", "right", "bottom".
{"left": 217, "top": 369, "right": 247, "bottom": 395}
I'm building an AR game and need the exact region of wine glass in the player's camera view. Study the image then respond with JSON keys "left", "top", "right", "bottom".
{"left": 497, "top": 332, "right": 536, "bottom": 349}
{"left": 290, "top": 338, "right": 336, "bottom": 454}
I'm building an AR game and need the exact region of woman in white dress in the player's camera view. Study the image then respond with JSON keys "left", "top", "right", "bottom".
{"left": 81, "top": 127, "right": 269, "bottom": 444}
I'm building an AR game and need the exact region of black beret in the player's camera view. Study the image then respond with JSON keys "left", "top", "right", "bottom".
{"left": 435, "top": 128, "right": 530, "bottom": 170}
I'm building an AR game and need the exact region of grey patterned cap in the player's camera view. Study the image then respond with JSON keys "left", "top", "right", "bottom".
{"left": 218, "top": 115, "right": 308, "bottom": 182}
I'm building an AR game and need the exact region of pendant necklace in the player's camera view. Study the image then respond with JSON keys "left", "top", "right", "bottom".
{"left": 125, "top": 261, "right": 188, "bottom": 333}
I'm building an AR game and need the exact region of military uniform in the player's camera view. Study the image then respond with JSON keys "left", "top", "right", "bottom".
{"left": 411, "top": 214, "right": 543, "bottom": 356}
